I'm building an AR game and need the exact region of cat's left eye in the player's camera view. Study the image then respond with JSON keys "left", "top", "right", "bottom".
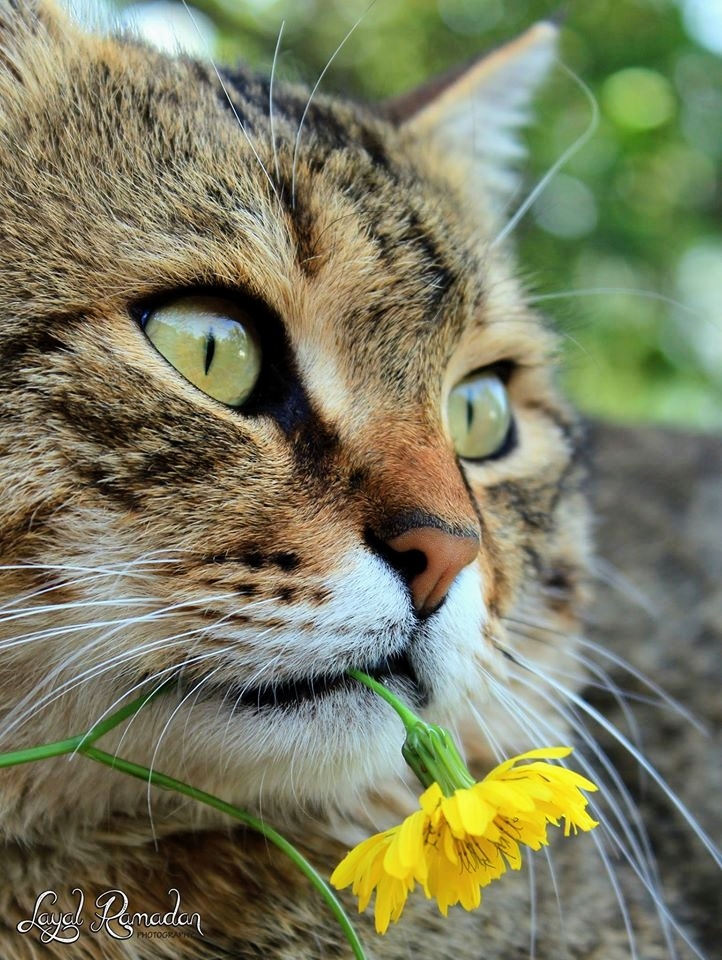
{"left": 447, "top": 371, "right": 513, "bottom": 461}
{"left": 142, "top": 295, "right": 262, "bottom": 408}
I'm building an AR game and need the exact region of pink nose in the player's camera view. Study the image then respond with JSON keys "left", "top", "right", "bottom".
{"left": 387, "top": 526, "right": 479, "bottom": 614}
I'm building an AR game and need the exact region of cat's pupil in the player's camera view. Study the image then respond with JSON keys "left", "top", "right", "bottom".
{"left": 204, "top": 331, "right": 216, "bottom": 375}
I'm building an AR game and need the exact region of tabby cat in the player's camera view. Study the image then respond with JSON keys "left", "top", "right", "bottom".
{"left": 0, "top": 3, "right": 716, "bottom": 958}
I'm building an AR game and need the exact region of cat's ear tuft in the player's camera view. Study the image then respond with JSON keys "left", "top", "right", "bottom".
{"left": 387, "top": 23, "right": 558, "bottom": 220}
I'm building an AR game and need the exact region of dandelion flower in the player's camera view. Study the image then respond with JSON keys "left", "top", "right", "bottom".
{"left": 335, "top": 672, "right": 600, "bottom": 933}
{"left": 332, "top": 732, "right": 598, "bottom": 933}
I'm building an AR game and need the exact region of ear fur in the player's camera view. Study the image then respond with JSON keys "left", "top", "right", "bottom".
{"left": 390, "top": 23, "right": 558, "bottom": 219}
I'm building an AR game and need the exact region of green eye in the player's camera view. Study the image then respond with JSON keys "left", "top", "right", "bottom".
{"left": 143, "top": 295, "right": 262, "bottom": 408}
{"left": 447, "top": 371, "right": 513, "bottom": 460}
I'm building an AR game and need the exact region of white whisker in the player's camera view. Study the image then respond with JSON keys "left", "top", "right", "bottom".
{"left": 290, "top": 3, "right": 374, "bottom": 208}
{"left": 144, "top": 663, "right": 227, "bottom": 844}
{"left": 497, "top": 668, "right": 664, "bottom": 886}
{"left": 180, "top": 0, "right": 280, "bottom": 203}
{"left": 481, "top": 672, "right": 646, "bottom": 957}
{"left": 589, "top": 557, "right": 657, "bottom": 616}
{"left": 269, "top": 19, "right": 285, "bottom": 187}
{"left": 504, "top": 624, "right": 644, "bottom": 748}
{"left": 541, "top": 845, "right": 568, "bottom": 958}
{"left": 528, "top": 287, "right": 702, "bottom": 319}
{"left": 591, "top": 827, "right": 641, "bottom": 960}
{"left": 493, "top": 61, "right": 599, "bottom": 249}
{"left": 505, "top": 653, "right": 721, "bottom": 868}
{"left": 505, "top": 613, "right": 705, "bottom": 732}
{"left": 463, "top": 697, "right": 507, "bottom": 763}
{"left": 528, "top": 850, "right": 537, "bottom": 960}
{"left": 0, "top": 593, "right": 268, "bottom": 739}
{"left": 483, "top": 672, "right": 675, "bottom": 959}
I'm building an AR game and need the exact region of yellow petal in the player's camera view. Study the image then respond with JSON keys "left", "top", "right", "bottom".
{"left": 487, "top": 746, "right": 573, "bottom": 778}
{"left": 374, "top": 873, "right": 411, "bottom": 934}
{"left": 477, "top": 779, "right": 538, "bottom": 813}
{"left": 419, "top": 782, "right": 444, "bottom": 816}
{"left": 330, "top": 832, "right": 386, "bottom": 890}
{"left": 441, "top": 787, "right": 496, "bottom": 837}
{"left": 383, "top": 809, "right": 427, "bottom": 880}
{"left": 442, "top": 821, "right": 459, "bottom": 864}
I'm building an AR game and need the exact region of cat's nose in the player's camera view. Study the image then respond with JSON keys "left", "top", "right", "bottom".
{"left": 386, "top": 526, "right": 479, "bottom": 615}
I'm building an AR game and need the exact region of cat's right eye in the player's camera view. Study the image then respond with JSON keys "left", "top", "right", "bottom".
{"left": 142, "top": 295, "right": 262, "bottom": 408}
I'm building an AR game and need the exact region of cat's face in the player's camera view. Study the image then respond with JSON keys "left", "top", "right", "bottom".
{"left": 0, "top": 4, "right": 588, "bottom": 826}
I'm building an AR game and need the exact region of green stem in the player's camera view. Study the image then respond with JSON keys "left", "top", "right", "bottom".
{"left": 402, "top": 725, "right": 475, "bottom": 794}
{"left": 0, "top": 734, "right": 87, "bottom": 768}
{"left": 81, "top": 746, "right": 366, "bottom": 960}
{"left": 347, "top": 669, "right": 420, "bottom": 732}
{"left": 0, "top": 684, "right": 169, "bottom": 768}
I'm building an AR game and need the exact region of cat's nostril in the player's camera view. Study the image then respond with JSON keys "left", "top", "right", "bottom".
{"left": 364, "top": 529, "right": 427, "bottom": 581}
{"left": 390, "top": 544, "right": 427, "bottom": 582}
{"left": 366, "top": 524, "right": 479, "bottom": 615}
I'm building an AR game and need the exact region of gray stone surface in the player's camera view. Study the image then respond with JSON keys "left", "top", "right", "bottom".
{"left": 587, "top": 420, "right": 722, "bottom": 955}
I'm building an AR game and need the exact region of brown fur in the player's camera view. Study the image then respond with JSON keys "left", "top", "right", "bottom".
{"left": 0, "top": 4, "right": 716, "bottom": 958}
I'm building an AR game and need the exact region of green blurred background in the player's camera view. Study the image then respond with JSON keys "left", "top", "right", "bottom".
{"left": 104, "top": 0, "right": 722, "bottom": 430}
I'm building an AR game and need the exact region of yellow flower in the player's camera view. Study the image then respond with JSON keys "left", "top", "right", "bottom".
{"left": 331, "top": 747, "right": 598, "bottom": 933}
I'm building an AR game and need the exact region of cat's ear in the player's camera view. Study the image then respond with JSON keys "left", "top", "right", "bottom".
{"left": 386, "top": 23, "right": 557, "bottom": 219}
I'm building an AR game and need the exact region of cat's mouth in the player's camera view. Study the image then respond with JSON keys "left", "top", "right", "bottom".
{"left": 183, "top": 649, "right": 425, "bottom": 711}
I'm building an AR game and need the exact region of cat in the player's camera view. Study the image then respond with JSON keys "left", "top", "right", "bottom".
{"left": 0, "top": 2, "right": 718, "bottom": 958}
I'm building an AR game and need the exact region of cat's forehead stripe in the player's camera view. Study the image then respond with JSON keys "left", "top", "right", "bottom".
{"left": 216, "top": 67, "right": 458, "bottom": 304}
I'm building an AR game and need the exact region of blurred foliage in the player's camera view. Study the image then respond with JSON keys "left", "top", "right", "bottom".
{"left": 114, "top": 0, "right": 722, "bottom": 430}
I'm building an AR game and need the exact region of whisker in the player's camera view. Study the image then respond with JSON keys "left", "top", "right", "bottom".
{"left": 144, "top": 663, "right": 228, "bottom": 844}
{"left": 575, "top": 638, "right": 705, "bottom": 735}
{"left": 591, "top": 828, "right": 641, "bottom": 960}
{"left": 497, "top": 668, "right": 665, "bottom": 891}
{"left": 290, "top": 2, "right": 375, "bottom": 208}
{"left": 503, "top": 624, "right": 645, "bottom": 746}
{"left": 0, "top": 559, "right": 178, "bottom": 614}
{"left": 0, "top": 590, "right": 236, "bottom": 659}
{"left": 81, "top": 647, "right": 230, "bottom": 757}
{"left": 0, "top": 596, "right": 164, "bottom": 630}
{"left": 589, "top": 557, "right": 657, "bottom": 616}
{"left": 541, "top": 845, "right": 568, "bottom": 958}
{"left": 528, "top": 849, "right": 537, "bottom": 960}
{"left": 463, "top": 698, "right": 508, "bottom": 763}
{"left": 180, "top": 0, "right": 280, "bottom": 203}
{"left": 269, "top": 19, "right": 285, "bottom": 186}
{"left": 24, "top": 593, "right": 284, "bottom": 748}
{"left": 492, "top": 61, "right": 599, "bottom": 248}
{"left": 481, "top": 673, "right": 644, "bottom": 959}
{"left": 505, "top": 654, "right": 721, "bottom": 868}
{"left": 484, "top": 672, "right": 682, "bottom": 959}
{"left": 0, "top": 594, "right": 258, "bottom": 738}
{"left": 3, "top": 630, "right": 208, "bottom": 740}
{"left": 220, "top": 643, "right": 285, "bottom": 756}
{"left": 528, "top": 287, "right": 702, "bottom": 319}
{"left": 504, "top": 613, "right": 704, "bottom": 732}
{"left": 485, "top": 632, "right": 714, "bottom": 958}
